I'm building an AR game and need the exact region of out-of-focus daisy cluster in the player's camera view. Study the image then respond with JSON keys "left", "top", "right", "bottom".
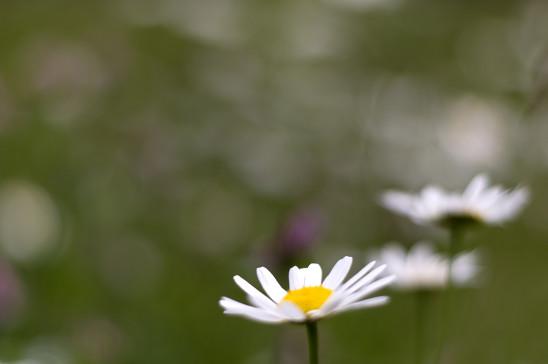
{"left": 376, "top": 243, "right": 479, "bottom": 290}
{"left": 0, "top": 0, "right": 547, "bottom": 363}
{"left": 382, "top": 174, "right": 529, "bottom": 227}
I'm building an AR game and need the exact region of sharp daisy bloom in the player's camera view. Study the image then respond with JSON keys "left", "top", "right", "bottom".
{"left": 220, "top": 257, "right": 395, "bottom": 324}
{"left": 381, "top": 174, "right": 529, "bottom": 227}
{"left": 377, "top": 243, "right": 479, "bottom": 290}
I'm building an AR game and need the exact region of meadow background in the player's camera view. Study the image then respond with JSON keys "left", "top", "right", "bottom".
{"left": 1, "top": 0, "right": 548, "bottom": 363}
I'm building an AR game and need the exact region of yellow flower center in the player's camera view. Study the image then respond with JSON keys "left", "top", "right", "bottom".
{"left": 282, "top": 286, "right": 333, "bottom": 313}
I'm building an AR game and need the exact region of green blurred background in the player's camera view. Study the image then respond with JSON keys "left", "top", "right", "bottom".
{"left": 1, "top": 0, "right": 548, "bottom": 363}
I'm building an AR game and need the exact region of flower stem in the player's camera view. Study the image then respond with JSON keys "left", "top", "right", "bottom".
{"left": 446, "top": 224, "right": 462, "bottom": 292}
{"left": 436, "top": 225, "right": 464, "bottom": 363}
{"left": 306, "top": 321, "right": 319, "bottom": 364}
{"left": 414, "top": 290, "right": 430, "bottom": 364}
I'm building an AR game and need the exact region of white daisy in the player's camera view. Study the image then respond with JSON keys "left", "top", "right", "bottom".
{"left": 377, "top": 243, "right": 479, "bottom": 290}
{"left": 220, "top": 257, "right": 395, "bottom": 323}
{"left": 381, "top": 174, "right": 528, "bottom": 227}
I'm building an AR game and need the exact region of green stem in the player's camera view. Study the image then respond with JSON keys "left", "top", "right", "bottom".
{"left": 414, "top": 290, "right": 429, "bottom": 364}
{"left": 446, "top": 225, "right": 462, "bottom": 293}
{"left": 306, "top": 321, "right": 319, "bottom": 364}
{"left": 435, "top": 225, "right": 464, "bottom": 363}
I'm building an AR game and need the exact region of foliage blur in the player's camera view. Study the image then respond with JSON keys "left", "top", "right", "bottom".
{"left": 1, "top": 0, "right": 548, "bottom": 363}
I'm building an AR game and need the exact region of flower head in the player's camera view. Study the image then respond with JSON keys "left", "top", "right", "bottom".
{"left": 381, "top": 174, "right": 528, "bottom": 227}
{"left": 220, "top": 257, "right": 394, "bottom": 323}
{"left": 377, "top": 243, "right": 479, "bottom": 290}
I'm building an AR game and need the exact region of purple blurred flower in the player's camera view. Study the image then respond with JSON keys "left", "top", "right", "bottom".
{"left": 277, "top": 209, "right": 325, "bottom": 256}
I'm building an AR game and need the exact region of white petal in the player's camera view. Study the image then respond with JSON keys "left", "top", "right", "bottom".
{"left": 323, "top": 256, "right": 353, "bottom": 290}
{"left": 318, "top": 261, "right": 378, "bottom": 314}
{"left": 345, "top": 265, "right": 387, "bottom": 295}
{"left": 220, "top": 297, "right": 283, "bottom": 323}
{"left": 219, "top": 296, "right": 250, "bottom": 311}
{"left": 257, "top": 267, "right": 287, "bottom": 302}
{"left": 233, "top": 276, "right": 277, "bottom": 310}
{"left": 341, "top": 275, "right": 396, "bottom": 306}
{"left": 378, "top": 245, "right": 406, "bottom": 274}
{"left": 421, "top": 186, "right": 444, "bottom": 208}
{"left": 410, "top": 243, "right": 435, "bottom": 262}
{"left": 289, "top": 266, "right": 305, "bottom": 290}
{"left": 381, "top": 191, "right": 416, "bottom": 215}
{"left": 340, "top": 261, "right": 377, "bottom": 291}
{"left": 487, "top": 187, "right": 529, "bottom": 223}
{"left": 304, "top": 263, "right": 322, "bottom": 287}
{"left": 314, "top": 290, "right": 345, "bottom": 315}
{"left": 464, "top": 174, "right": 489, "bottom": 201}
{"left": 223, "top": 310, "right": 284, "bottom": 323}
{"left": 307, "top": 308, "right": 328, "bottom": 319}
{"left": 278, "top": 301, "right": 306, "bottom": 322}
{"left": 452, "top": 252, "right": 479, "bottom": 285}
{"left": 510, "top": 187, "right": 529, "bottom": 209}
{"left": 477, "top": 186, "right": 505, "bottom": 209}
{"left": 219, "top": 297, "right": 283, "bottom": 323}
{"left": 333, "top": 296, "right": 390, "bottom": 314}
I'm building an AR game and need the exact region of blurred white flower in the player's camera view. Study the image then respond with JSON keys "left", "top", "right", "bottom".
{"left": 323, "top": 0, "right": 401, "bottom": 12}
{"left": 279, "top": 3, "right": 346, "bottom": 60}
{"left": 381, "top": 174, "right": 528, "bottom": 227}
{"left": 220, "top": 257, "right": 394, "bottom": 323}
{"left": 118, "top": 0, "right": 244, "bottom": 46}
{"left": 0, "top": 181, "right": 61, "bottom": 262}
{"left": 21, "top": 338, "right": 72, "bottom": 364}
{"left": 438, "top": 97, "right": 510, "bottom": 168}
{"left": 377, "top": 243, "right": 479, "bottom": 290}
{"left": 20, "top": 39, "right": 110, "bottom": 126}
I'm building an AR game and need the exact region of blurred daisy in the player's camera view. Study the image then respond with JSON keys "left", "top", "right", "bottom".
{"left": 377, "top": 243, "right": 479, "bottom": 290}
{"left": 220, "top": 257, "right": 394, "bottom": 323}
{"left": 381, "top": 174, "right": 528, "bottom": 227}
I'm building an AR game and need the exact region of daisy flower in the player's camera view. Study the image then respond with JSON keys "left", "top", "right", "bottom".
{"left": 219, "top": 256, "right": 395, "bottom": 324}
{"left": 381, "top": 174, "right": 528, "bottom": 227}
{"left": 377, "top": 243, "right": 479, "bottom": 290}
